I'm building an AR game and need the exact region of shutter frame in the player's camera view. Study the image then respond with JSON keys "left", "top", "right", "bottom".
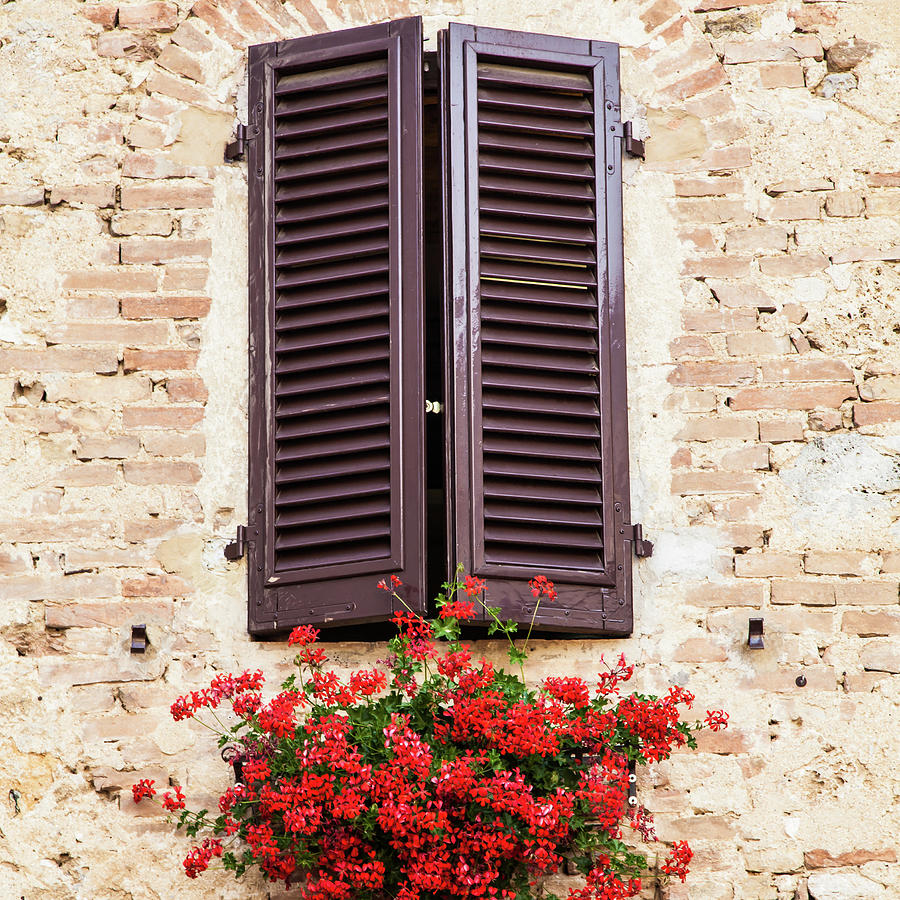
{"left": 443, "top": 23, "right": 633, "bottom": 635}
{"left": 247, "top": 18, "right": 425, "bottom": 635}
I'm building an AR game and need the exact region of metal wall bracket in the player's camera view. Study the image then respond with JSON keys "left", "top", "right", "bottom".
{"left": 623, "top": 121, "right": 645, "bottom": 159}
{"left": 631, "top": 524, "right": 654, "bottom": 558}
{"left": 748, "top": 617, "right": 764, "bottom": 650}
{"left": 131, "top": 624, "right": 148, "bottom": 653}
{"left": 225, "top": 524, "right": 247, "bottom": 560}
{"left": 225, "top": 123, "right": 247, "bottom": 161}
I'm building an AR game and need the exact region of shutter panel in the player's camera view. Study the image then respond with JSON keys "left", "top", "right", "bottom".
{"left": 247, "top": 18, "right": 425, "bottom": 634}
{"left": 443, "top": 23, "right": 632, "bottom": 635}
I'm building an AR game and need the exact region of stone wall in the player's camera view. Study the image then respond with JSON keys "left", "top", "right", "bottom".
{"left": 1, "top": 0, "right": 899, "bottom": 897}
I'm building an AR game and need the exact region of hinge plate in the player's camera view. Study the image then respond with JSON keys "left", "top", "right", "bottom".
{"left": 224, "top": 524, "right": 247, "bottom": 560}
{"left": 224, "top": 122, "right": 259, "bottom": 162}
{"left": 609, "top": 121, "right": 645, "bottom": 160}
{"left": 630, "top": 524, "right": 654, "bottom": 558}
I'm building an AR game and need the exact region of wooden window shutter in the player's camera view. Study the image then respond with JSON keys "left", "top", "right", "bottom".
{"left": 247, "top": 18, "right": 426, "bottom": 634}
{"left": 442, "top": 23, "right": 634, "bottom": 635}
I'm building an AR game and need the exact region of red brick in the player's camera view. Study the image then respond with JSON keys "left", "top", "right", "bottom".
{"left": 670, "top": 336, "right": 714, "bottom": 358}
{"left": 668, "top": 361, "right": 756, "bottom": 386}
{"left": 761, "top": 359, "right": 853, "bottom": 382}
{"left": 97, "top": 31, "right": 158, "bottom": 58}
{"left": 122, "top": 406, "right": 204, "bottom": 429}
{"left": 110, "top": 211, "right": 174, "bottom": 237}
{"left": 726, "top": 333, "right": 791, "bottom": 356}
{"left": 118, "top": 2, "right": 178, "bottom": 30}
{"left": 0, "top": 348, "right": 118, "bottom": 374}
{"left": 685, "top": 583, "right": 766, "bottom": 607}
{"left": 760, "top": 196, "right": 821, "bottom": 221}
{"left": 831, "top": 245, "right": 900, "bottom": 264}
{"left": 825, "top": 191, "right": 865, "bottom": 217}
{"left": 758, "top": 253, "right": 829, "bottom": 277}
{"left": 144, "top": 68, "right": 222, "bottom": 109}
{"left": 123, "top": 519, "right": 180, "bottom": 541}
{"left": 83, "top": 3, "right": 119, "bottom": 28}
{"left": 123, "top": 350, "right": 200, "bottom": 372}
{"left": 0, "top": 548, "right": 33, "bottom": 575}
{"left": 121, "top": 296, "right": 211, "bottom": 319}
{"left": 76, "top": 436, "right": 141, "bottom": 460}
{"left": 126, "top": 120, "right": 167, "bottom": 150}
{"left": 164, "top": 376, "right": 208, "bottom": 402}
{"left": 677, "top": 418, "right": 758, "bottom": 441}
{"left": 859, "top": 375, "right": 900, "bottom": 401}
{"left": 853, "top": 402, "right": 900, "bottom": 427}
{"left": 190, "top": 0, "right": 246, "bottom": 48}
{"left": 729, "top": 385, "right": 856, "bottom": 410}
{"left": 0, "top": 186, "right": 45, "bottom": 205}
{"left": 759, "top": 62, "right": 805, "bottom": 88}
{"left": 679, "top": 227, "right": 718, "bottom": 252}
{"left": 63, "top": 268, "right": 158, "bottom": 292}
{"left": 122, "top": 153, "right": 210, "bottom": 179}
{"left": 122, "top": 461, "right": 201, "bottom": 484}
{"left": 708, "top": 281, "right": 775, "bottom": 311}
{"left": 673, "top": 637, "right": 728, "bottom": 663}
{"left": 671, "top": 471, "right": 761, "bottom": 494}
{"left": 868, "top": 172, "right": 900, "bottom": 188}
{"left": 120, "top": 239, "right": 211, "bottom": 264}
{"left": 834, "top": 582, "right": 899, "bottom": 606}
{"left": 53, "top": 462, "right": 119, "bottom": 486}
{"left": 721, "top": 445, "right": 769, "bottom": 470}
{"left": 674, "top": 176, "right": 743, "bottom": 197}
{"left": 0, "top": 519, "right": 115, "bottom": 543}
{"left": 743, "top": 666, "right": 837, "bottom": 692}
{"left": 49, "top": 184, "right": 116, "bottom": 208}
{"left": 6, "top": 408, "right": 113, "bottom": 434}
{"left": 660, "top": 64, "right": 728, "bottom": 102}
{"left": 44, "top": 376, "right": 151, "bottom": 404}
{"left": 771, "top": 581, "right": 835, "bottom": 606}
{"left": 66, "top": 297, "right": 119, "bottom": 318}
{"left": 805, "top": 551, "right": 873, "bottom": 576}
{"left": 121, "top": 574, "right": 192, "bottom": 597}
{"left": 46, "top": 600, "right": 175, "bottom": 628}
{"left": 157, "top": 43, "right": 203, "bottom": 82}
{"left": 725, "top": 225, "right": 788, "bottom": 253}
{"left": 45, "top": 322, "right": 169, "bottom": 346}
{"left": 665, "top": 389, "right": 717, "bottom": 413}
{"left": 805, "top": 849, "right": 897, "bottom": 869}
{"left": 841, "top": 611, "right": 900, "bottom": 637}
{"left": 171, "top": 20, "right": 214, "bottom": 53}
{"left": 723, "top": 37, "right": 823, "bottom": 64}
{"left": 683, "top": 309, "right": 757, "bottom": 333}
{"left": 673, "top": 198, "right": 751, "bottom": 225}
{"left": 161, "top": 265, "right": 209, "bottom": 291}
{"left": 790, "top": 6, "right": 838, "bottom": 31}
{"left": 735, "top": 553, "right": 801, "bottom": 578}
{"left": 120, "top": 181, "right": 214, "bottom": 210}
{"left": 0, "top": 574, "right": 119, "bottom": 602}
{"left": 766, "top": 178, "right": 834, "bottom": 194}
{"left": 683, "top": 256, "right": 751, "bottom": 278}
{"left": 141, "top": 432, "right": 205, "bottom": 456}
{"left": 640, "top": 0, "right": 680, "bottom": 31}
{"left": 866, "top": 193, "right": 900, "bottom": 216}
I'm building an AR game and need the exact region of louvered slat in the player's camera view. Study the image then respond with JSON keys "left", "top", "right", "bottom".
{"left": 271, "top": 53, "right": 393, "bottom": 576}
{"left": 474, "top": 57, "right": 605, "bottom": 575}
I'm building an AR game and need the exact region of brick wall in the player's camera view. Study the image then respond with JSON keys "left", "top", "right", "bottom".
{"left": 1, "top": 0, "right": 899, "bottom": 897}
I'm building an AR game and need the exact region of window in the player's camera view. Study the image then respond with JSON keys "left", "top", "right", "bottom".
{"left": 239, "top": 17, "right": 642, "bottom": 637}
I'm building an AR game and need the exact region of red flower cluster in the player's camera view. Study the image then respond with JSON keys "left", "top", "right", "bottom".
{"left": 132, "top": 779, "right": 156, "bottom": 803}
{"left": 134, "top": 572, "right": 726, "bottom": 898}
{"left": 705, "top": 709, "right": 729, "bottom": 731}
{"left": 528, "top": 575, "right": 558, "bottom": 602}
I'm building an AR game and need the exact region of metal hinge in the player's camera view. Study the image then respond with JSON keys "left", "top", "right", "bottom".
{"left": 610, "top": 121, "right": 646, "bottom": 160}
{"left": 630, "top": 524, "right": 654, "bottom": 558}
{"left": 225, "top": 122, "right": 260, "bottom": 162}
{"left": 224, "top": 524, "right": 247, "bottom": 560}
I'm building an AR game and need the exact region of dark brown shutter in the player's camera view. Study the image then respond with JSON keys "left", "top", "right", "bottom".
{"left": 442, "top": 23, "right": 633, "bottom": 635}
{"left": 247, "top": 18, "right": 425, "bottom": 634}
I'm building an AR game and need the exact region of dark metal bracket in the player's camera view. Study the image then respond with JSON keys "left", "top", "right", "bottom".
{"left": 631, "top": 524, "right": 654, "bottom": 558}
{"left": 623, "top": 120, "right": 645, "bottom": 159}
{"left": 225, "top": 122, "right": 260, "bottom": 161}
{"left": 130, "top": 624, "right": 148, "bottom": 653}
{"left": 225, "top": 524, "right": 247, "bottom": 561}
{"left": 748, "top": 617, "right": 764, "bottom": 650}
